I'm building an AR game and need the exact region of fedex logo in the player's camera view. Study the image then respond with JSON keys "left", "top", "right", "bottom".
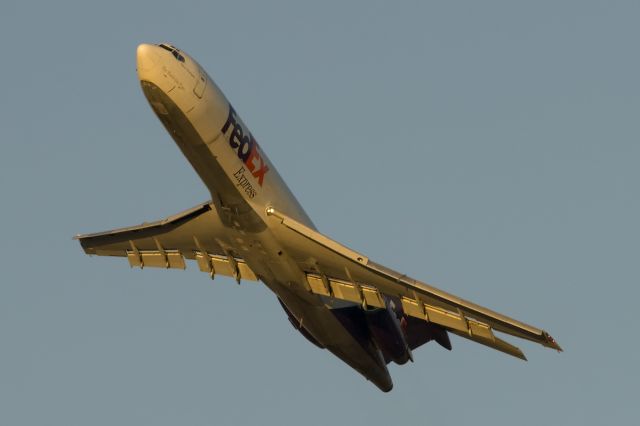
{"left": 221, "top": 105, "right": 269, "bottom": 186}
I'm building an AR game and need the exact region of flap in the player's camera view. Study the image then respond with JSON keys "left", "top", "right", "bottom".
{"left": 75, "top": 201, "right": 258, "bottom": 282}
{"left": 266, "top": 207, "right": 561, "bottom": 359}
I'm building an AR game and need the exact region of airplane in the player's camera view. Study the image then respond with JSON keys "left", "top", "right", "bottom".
{"left": 75, "top": 43, "right": 562, "bottom": 392}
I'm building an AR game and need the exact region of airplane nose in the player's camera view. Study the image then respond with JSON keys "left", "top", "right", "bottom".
{"left": 136, "top": 43, "right": 159, "bottom": 75}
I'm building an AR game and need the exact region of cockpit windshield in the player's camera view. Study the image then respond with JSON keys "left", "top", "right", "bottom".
{"left": 158, "top": 43, "right": 185, "bottom": 62}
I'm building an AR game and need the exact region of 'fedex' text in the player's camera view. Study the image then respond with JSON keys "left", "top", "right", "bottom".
{"left": 221, "top": 105, "right": 269, "bottom": 186}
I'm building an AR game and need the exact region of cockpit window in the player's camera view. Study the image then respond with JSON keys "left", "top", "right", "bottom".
{"left": 157, "top": 43, "right": 185, "bottom": 62}
{"left": 172, "top": 50, "right": 185, "bottom": 62}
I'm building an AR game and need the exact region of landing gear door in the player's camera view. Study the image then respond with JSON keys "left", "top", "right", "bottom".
{"left": 194, "top": 71, "right": 206, "bottom": 98}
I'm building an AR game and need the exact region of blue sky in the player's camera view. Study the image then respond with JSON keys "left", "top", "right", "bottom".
{"left": 1, "top": 1, "right": 638, "bottom": 425}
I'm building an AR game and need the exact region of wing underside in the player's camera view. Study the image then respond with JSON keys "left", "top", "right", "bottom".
{"left": 265, "top": 207, "right": 562, "bottom": 360}
{"left": 76, "top": 202, "right": 561, "bottom": 360}
{"left": 75, "top": 201, "right": 258, "bottom": 282}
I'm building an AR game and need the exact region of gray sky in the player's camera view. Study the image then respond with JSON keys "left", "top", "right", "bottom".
{"left": 1, "top": 1, "right": 638, "bottom": 425}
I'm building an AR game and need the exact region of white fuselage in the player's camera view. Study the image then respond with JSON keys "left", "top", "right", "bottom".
{"left": 136, "top": 43, "right": 312, "bottom": 226}
{"left": 136, "top": 43, "right": 393, "bottom": 391}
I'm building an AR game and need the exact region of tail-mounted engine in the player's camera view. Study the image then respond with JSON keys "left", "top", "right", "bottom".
{"left": 364, "top": 295, "right": 414, "bottom": 365}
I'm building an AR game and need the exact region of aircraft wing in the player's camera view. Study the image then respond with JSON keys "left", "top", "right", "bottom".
{"left": 266, "top": 207, "right": 562, "bottom": 360}
{"left": 75, "top": 202, "right": 257, "bottom": 282}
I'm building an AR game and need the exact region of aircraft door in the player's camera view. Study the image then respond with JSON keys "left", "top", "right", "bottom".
{"left": 194, "top": 69, "right": 206, "bottom": 98}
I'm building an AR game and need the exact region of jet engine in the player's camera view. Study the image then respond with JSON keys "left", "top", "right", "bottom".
{"left": 364, "top": 295, "right": 413, "bottom": 365}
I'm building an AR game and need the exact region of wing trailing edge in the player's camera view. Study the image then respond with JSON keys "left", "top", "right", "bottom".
{"left": 266, "top": 206, "right": 562, "bottom": 359}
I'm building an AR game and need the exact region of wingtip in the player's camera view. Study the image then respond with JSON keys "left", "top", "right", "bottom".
{"left": 542, "top": 331, "right": 563, "bottom": 352}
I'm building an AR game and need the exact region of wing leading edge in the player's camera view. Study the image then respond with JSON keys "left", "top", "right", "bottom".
{"left": 265, "top": 207, "right": 562, "bottom": 360}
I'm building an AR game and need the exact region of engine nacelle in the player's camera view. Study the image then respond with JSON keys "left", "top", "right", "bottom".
{"left": 364, "top": 295, "right": 413, "bottom": 365}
